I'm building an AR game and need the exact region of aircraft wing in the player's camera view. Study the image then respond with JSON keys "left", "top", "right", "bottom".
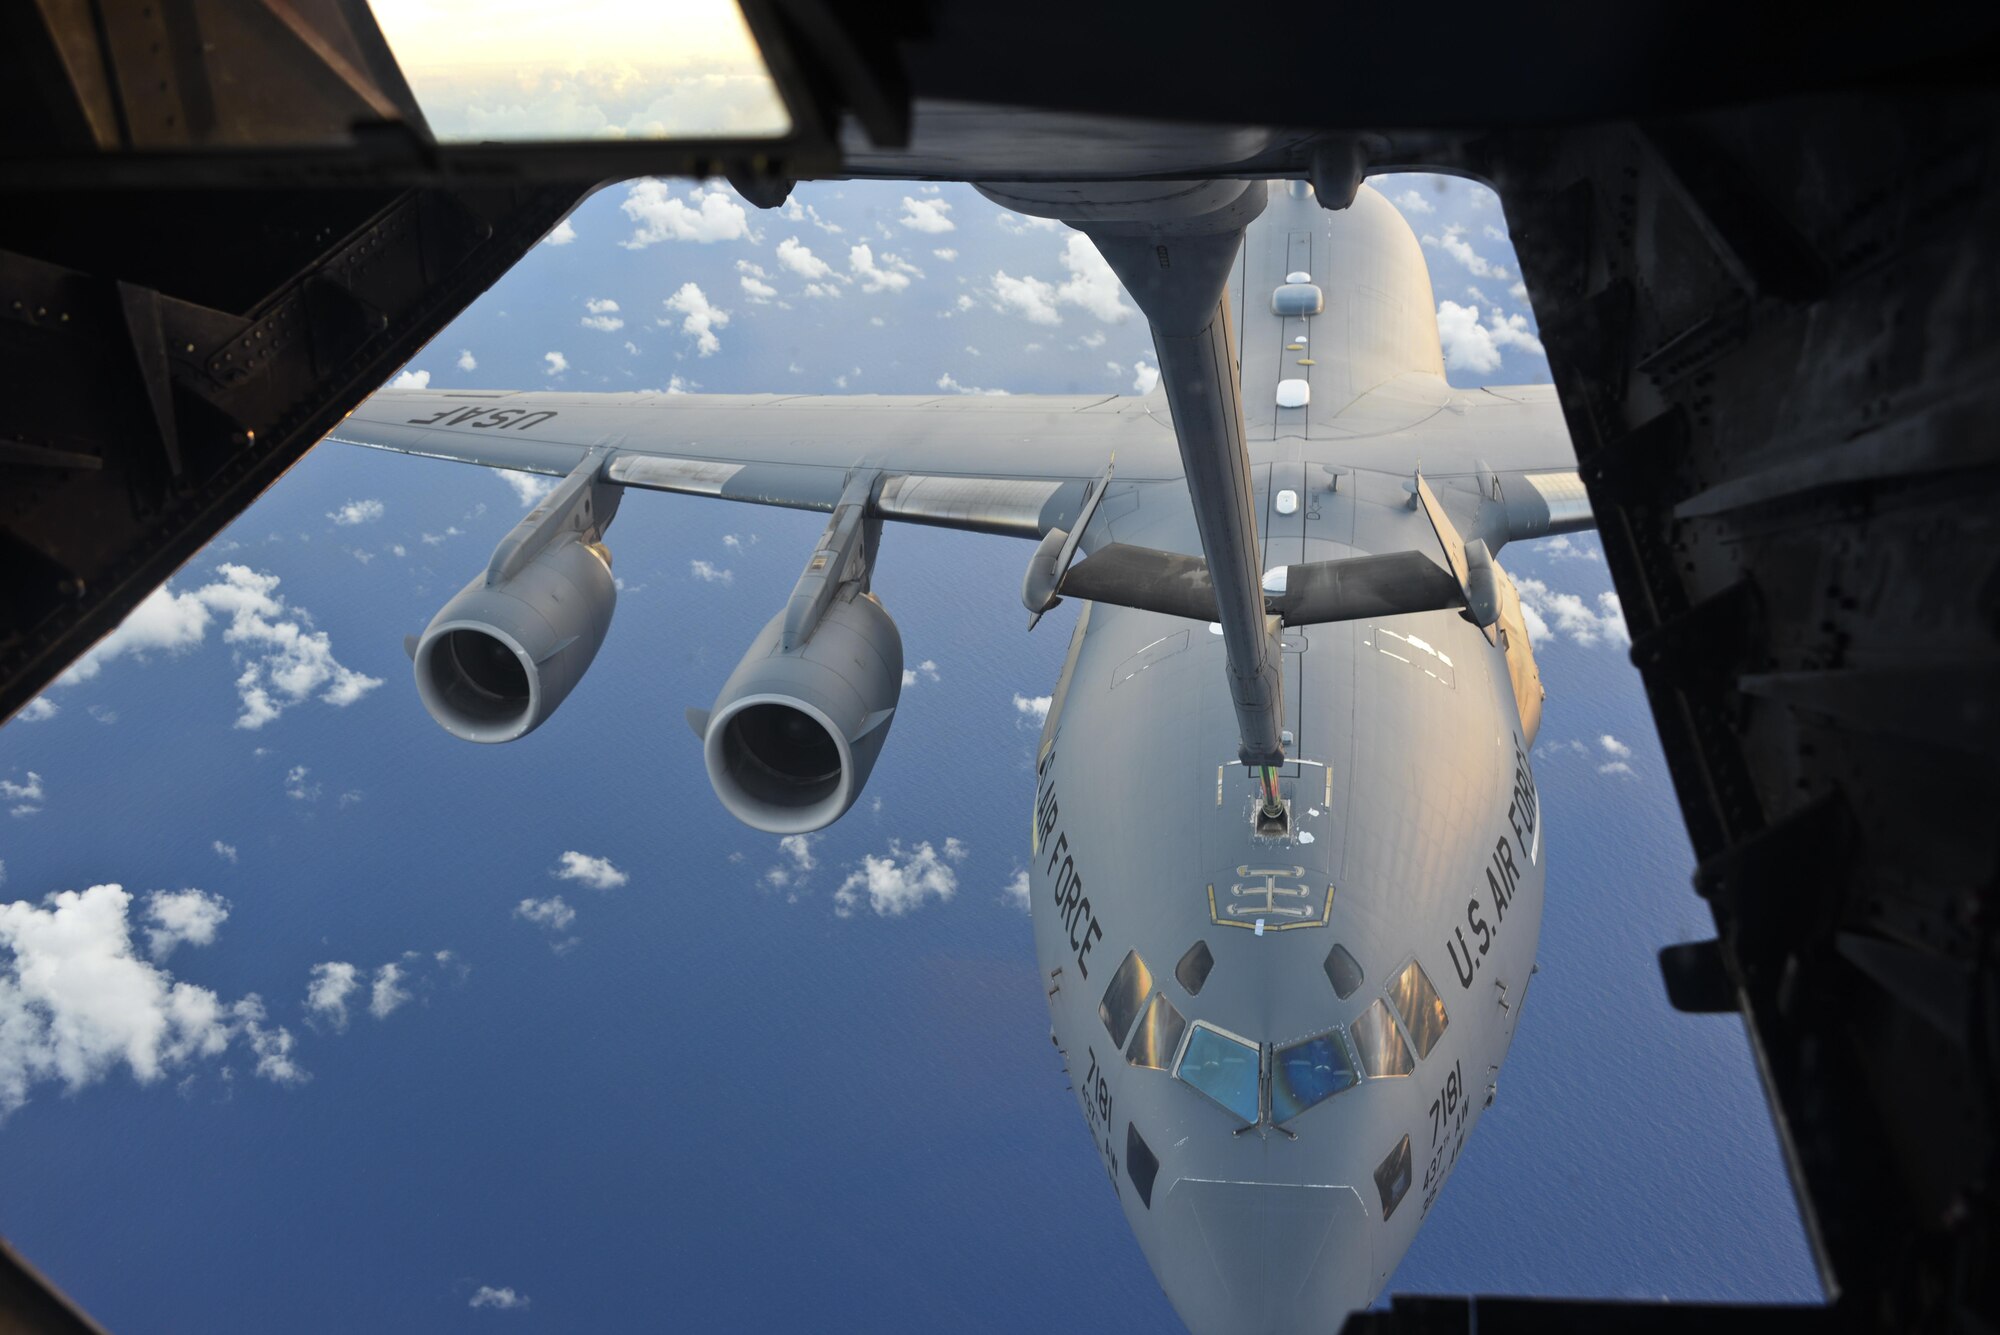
{"left": 328, "top": 386, "right": 1187, "bottom": 539}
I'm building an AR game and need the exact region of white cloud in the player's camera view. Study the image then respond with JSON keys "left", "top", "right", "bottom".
{"left": 1430, "top": 225, "right": 1498, "bottom": 278}
{"left": 898, "top": 195, "right": 956, "bottom": 233}
{"left": 456, "top": 349, "right": 477, "bottom": 371}
{"left": 212, "top": 840, "right": 238, "bottom": 864}
{"left": 935, "top": 372, "right": 1008, "bottom": 396}
{"left": 776, "top": 236, "right": 834, "bottom": 280}
{"left": 143, "top": 889, "right": 229, "bottom": 960}
{"left": 1513, "top": 577, "right": 1630, "bottom": 648}
{"left": 368, "top": 962, "right": 410, "bottom": 1020}
{"left": 849, "top": 244, "right": 919, "bottom": 293}
{"left": 515, "top": 896, "right": 576, "bottom": 931}
{"left": 833, "top": 839, "right": 966, "bottom": 917}
{"left": 305, "top": 961, "right": 360, "bottom": 1030}
{"left": 901, "top": 659, "right": 939, "bottom": 686}
{"left": 662, "top": 282, "right": 729, "bottom": 356}
{"left": 932, "top": 248, "right": 958, "bottom": 261}
{"left": 0, "top": 773, "right": 43, "bottom": 813}
{"left": 555, "top": 851, "right": 628, "bottom": 891}
{"left": 585, "top": 298, "right": 619, "bottom": 315}
{"left": 1079, "top": 331, "right": 1106, "bottom": 349}
{"left": 1538, "top": 535, "right": 1599, "bottom": 563}
{"left": 55, "top": 565, "right": 379, "bottom": 726}
{"left": 542, "top": 218, "right": 576, "bottom": 246}
{"left": 722, "top": 533, "right": 754, "bottom": 551}
{"left": 1598, "top": 760, "right": 1635, "bottom": 777}
{"left": 544, "top": 351, "right": 568, "bottom": 375}
{"left": 1484, "top": 223, "right": 1508, "bottom": 242}
{"left": 1435, "top": 301, "right": 1546, "bottom": 376}
{"left": 740, "top": 274, "right": 777, "bottom": 302}
{"left": 1510, "top": 280, "right": 1530, "bottom": 303}
{"left": 328, "top": 498, "right": 384, "bottom": 526}
{"left": 580, "top": 298, "right": 625, "bottom": 332}
{"left": 0, "top": 883, "right": 301, "bottom": 1117}
{"left": 619, "top": 179, "right": 753, "bottom": 247}
{"left": 1054, "top": 235, "right": 1131, "bottom": 324}
{"left": 990, "top": 270, "right": 1060, "bottom": 325}
{"left": 1392, "top": 189, "right": 1436, "bottom": 215}
{"left": 496, "top": 470, "right": 557, "bottom": 508}
{"left": 390, "top": 369, "right": 430, "bottom": 389}
{"left": 763, "top": 833, "right": 818, "bottom": 890}
{"left": 1003, "top": 869, "right": 1030, "bottom": 912}
{"left": 14, "top": 698, "right": 57, "bottom": 723}
{"left": 1012, "top": 693, "right": 1052, "bottom": 723}
{"left": 470, "top": 1286, "right": 529, "bottom": 1310}
{"left": 1600, "top": 734, "right": 1632, "bottom": 759}
{"left": 1131, "top": 359, "right": 1160, "bottom": 395}
{"left": 689, "top": 559, "right": 733, "bottom": 585}
{"left": 283, "top": 765, "right": 318, "bottom": 803}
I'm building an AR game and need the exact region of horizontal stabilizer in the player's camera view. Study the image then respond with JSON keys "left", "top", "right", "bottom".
{"left": 1057, "top": 544, "right": 1466, "bottom": 627}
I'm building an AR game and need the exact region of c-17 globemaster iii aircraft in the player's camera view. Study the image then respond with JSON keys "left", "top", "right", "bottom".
{"left": 329, "top": 178, "right": 1591, "bottom": 1334}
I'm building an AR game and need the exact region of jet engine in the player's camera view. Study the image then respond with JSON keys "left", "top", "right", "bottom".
{"left": 412, "top": 455, "right": 621, "bottom": 743}
{"left": 700, "top": 591, "right": 903, "bottom": 834}
{"left": 693, "top": 472, "right": 902, "bottom": 834}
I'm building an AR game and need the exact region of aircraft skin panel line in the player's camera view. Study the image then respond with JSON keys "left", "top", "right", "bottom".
{"left": 346, "top": 181, "right": 1578, "bottom": 1335}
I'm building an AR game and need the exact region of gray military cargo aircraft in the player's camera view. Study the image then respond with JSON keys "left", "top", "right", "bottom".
{"left": 330, "top": 177, "right": 1591, "bottom": 1334}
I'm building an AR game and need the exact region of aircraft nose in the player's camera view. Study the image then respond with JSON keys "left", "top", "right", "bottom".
{"left": 1148, "top": 1176, "right": 1376, "bottom": 1335}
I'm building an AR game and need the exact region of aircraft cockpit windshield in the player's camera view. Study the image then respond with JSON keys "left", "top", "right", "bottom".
{"left": 365, "top": 0, "right": 792, "bottom": 141}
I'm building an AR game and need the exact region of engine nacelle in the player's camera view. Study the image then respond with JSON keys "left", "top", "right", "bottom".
{"left": 701, "top": 591, "right": 903, "bottom": 834}
{"left": 414, "top": 537, "right": 616, "bottom": 743}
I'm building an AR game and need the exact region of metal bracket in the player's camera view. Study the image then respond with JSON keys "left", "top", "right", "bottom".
{"left": 484, "top": 447, "right": 620, "bottom": 587}
{"left": 781, "top": 470, "right": 882, "bottom": 651}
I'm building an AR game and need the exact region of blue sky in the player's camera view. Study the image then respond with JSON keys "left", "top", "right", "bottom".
{"left": 0, "top": 177, "right": 1819, "bottom": 1330}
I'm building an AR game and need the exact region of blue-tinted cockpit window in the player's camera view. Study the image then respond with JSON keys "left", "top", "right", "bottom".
{"left": 1175, "top": 1023, "right": 1261, "bottom": 1124}
{"left": 1270, "top": 1030, "right": 1357, "bottom": 1122}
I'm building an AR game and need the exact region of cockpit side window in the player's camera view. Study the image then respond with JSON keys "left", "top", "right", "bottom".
{"left": 1387, "top": 958, "right": 1449, "bottom": 1060}
{"left": 1351, "top": 998, "right": 1415, "bottom": 1078}
{"left": 1126, "top": 991, "right": 1188, "bottom": 1071}
{"left": 1270, "top": 1029, "right": 1358, "bottom": 1122}
{"left": 1322, "top": 943, "right": 1363, "bottom": 999}
{"left": 1174, "top": 1022, "right": 1261, "bottom": 1124}
{"left": 1175, "top": 940, "right": 1214, "bottom": 996}
{"left": 1099, "top": 950, "right": 1153, "bottom": 1048}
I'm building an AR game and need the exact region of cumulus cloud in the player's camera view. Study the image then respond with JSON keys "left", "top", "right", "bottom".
{"left": 514, "top": 896, "right": 576, "bottom": 931}
{"left": 1, "top": 773, "right": 44, "bottom": 818}
{"left": 662, "top": 282, "right": 729, "bottom": 356}
{"left": 990, "top": 270, "right": 1060, "bottom": 325}
{"left": 542, "top": 218, "right": 576, "bottom": 246}
{"left": 1053, "top": 235, "right": 1131, "bottom": 323}
{"left": 1393, "top": 189, "right": 1436, "bottom": 215}
{"left": 689, "top": 559, "right": 733, "bottom": 585}
{"left": 1012, "top": 694, "right": 1052, "bottom": 724}
{"left": 1435, "top": 301, "right": 1546, "bottom": 376}
{"left": 305, "top": 961, "right": 360, "bottom": 1030}
{"left": 776, "top": 236, "right": 834, "bottom": 281}
{"left": 143, "top": 889, "right": 229, "bottom": 960}
{"left": 619, "top": 179, "right": 753, "bottom": 247}
{"left": 555, "top": 851, "right": 628, "bottom": 891}
{"left": 740, "top": 274, "right": 777, "bottom": 302}
{"left": 0, "top": 883, "right": 301, "bottom": 1116}
{"left": 57, "top": 566, "right": 378, "bottom": 727}
{"left": 763, "top": 834, "right": 818, "bottom": 890}
{"left": 496, "top": 470, "right": 557, "bottom": 508}
{"left": 1600, "top": 734, "right": 1632, "bottom": 758}
{"left": 390, "top": 369, "right": 430, "bottom": 389}
{"left": 833, "top": 838, "right": 967, "bottom": 918}
{"left": 898, "top": 196, "right": 956, "bottom": 233}
{"left": 996, "top": 211, "right": 1061, "bottom": 234}
{"left": 902, "top": 660, "right": 939, "bottom": 686}
{"left": 212, "top": 840, "right": 237, "bottom": 864}
{"left": 849, "top": 244, "right": 919, "bottom": 294}
{"left": 581, "top": 297, "right": 625, "bottom": 332}
{"left": 456, "top": 349, "right": 477, "bottom": 371}
{"left": 470, "top": 1287, "right": 528, "bottom": 1310}
{"left": 328, "top": 498, "right": 384, "bottom": 526}
{"left": 936, "top": 371, "right": 1008, "bottom": 396}
{"left": 1429, "top": 225, "right": 1510, "bottom": 280}
{"left": 932, "top": 248, "right": 958, "bottom": 261}
{"left": 13, "top": 698, "right": 57, "bottom": 723}
{"left": 544, "top": 351, "right": 568, "bottom": 375}
{"left": 1513, "top": 577, "right": 1630, "bottom": 648}
{"left": 1131, "top": 359, "right": 1160, "bottom": 395}
{"left": 368, "top": 963, "right": 410, "bottom": 1020}
{"left": 1003, "top": 869, "right": 1030, "bottom": 912}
